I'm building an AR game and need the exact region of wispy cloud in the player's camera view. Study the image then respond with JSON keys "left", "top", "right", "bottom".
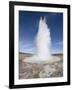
{"left": 19, "top": 40, "right": 36, "bottom": 53}
{"left": 56, "top": 41, "right": 63, "bottom": 46}
{"left": 23, "top": 44, "right": 33, "bottom": 49}
{"left": 51, "top": 41, "right": 63, "bottom": 54}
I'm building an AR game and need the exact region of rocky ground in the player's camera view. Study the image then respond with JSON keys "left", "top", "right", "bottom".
{"left": 19, "top": 53, "right": 63, "bottom": 79}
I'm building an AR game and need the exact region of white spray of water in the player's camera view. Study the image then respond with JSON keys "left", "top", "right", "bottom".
{"left": 23, "top": 17, "right": 60, "bottom": 63}
{"left": 36, "top": 17, "right": 51, "bottom": 60}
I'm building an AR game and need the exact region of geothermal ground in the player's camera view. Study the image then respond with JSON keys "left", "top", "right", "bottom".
{"left": 19, "top": 52, "right": 63, "bottom": 79}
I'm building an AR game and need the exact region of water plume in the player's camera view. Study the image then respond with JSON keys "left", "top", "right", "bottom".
{"left": 36, "top": 17, "right": 51, "bottom": 61}
{"left": 23, "top": 17, "right": 60, "bottom": 63}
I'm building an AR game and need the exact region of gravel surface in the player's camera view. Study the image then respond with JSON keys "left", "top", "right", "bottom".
{"left": 19, "top": 54, "right": 63, "bottom": 79}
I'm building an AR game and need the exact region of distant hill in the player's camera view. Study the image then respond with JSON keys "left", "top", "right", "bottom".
{"left": 19, "top": 52, "right": 63, "bottom": 61}
{"left": 19, "top": 52, "right": 63, "bottom": 56}
{"left": 19, "top": 52, "right": 34, "bottom": 55}
{"left": 52, "top": 53, "right": 63, "bottom": 56}
{"left": 19, "top": 52, "right": 34, "bottom": 60}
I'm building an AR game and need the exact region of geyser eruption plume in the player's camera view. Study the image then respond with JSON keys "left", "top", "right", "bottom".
{"left": 23, "top": 17, "right": 60, "bottom": 63}
{"left": 36, "top": 17, "right": 51, "bottom": 60}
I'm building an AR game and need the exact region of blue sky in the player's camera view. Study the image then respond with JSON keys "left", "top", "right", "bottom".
{"left": 19, "top": 11, "right": 63, "bottom": 54}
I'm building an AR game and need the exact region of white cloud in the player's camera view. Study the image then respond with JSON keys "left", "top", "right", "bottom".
{"left": 56, "top": 41, "right": 63, "bottom": 46}
{"left": 23, "top": 44, "right": 33, "bottom": 49}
